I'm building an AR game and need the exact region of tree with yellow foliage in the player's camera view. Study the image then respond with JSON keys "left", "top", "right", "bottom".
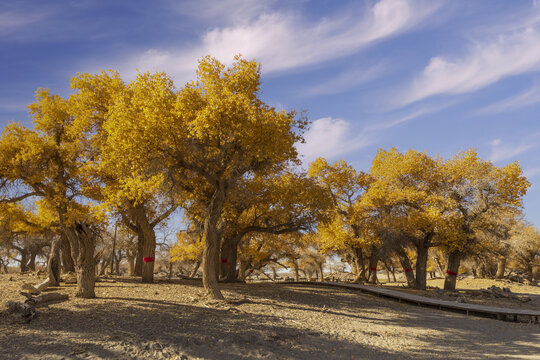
{"left": 169, "top": 228, "right": 205, "bottom": 278}
{"left": 70, "top": 70, "right": 178, "bottom": 283}
{"left": 101, "top": 56, "right": 306, "bottom": 299}
{"left": 308, "top": 158, "right": 378, "bottom": 282}
{"left": 364, "top": 148, "right": 447, "bottom": 289}
{"left": 0, "top": 89, "right": 98, "bottom": 297}
{"left": 439, "top": 149, "right": 529, "bottom": 290}
{"left": 217, "top": 170, "right": 328, "bottom": 282}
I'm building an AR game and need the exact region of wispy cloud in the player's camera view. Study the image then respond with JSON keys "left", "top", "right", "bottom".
{"left": 525, "top": 166, "right": 540, "bottom": 180}
{"left": 0, "top": 8, "right": 49, "bottom": 36}
{"left": 399, "top": 7, "right": 540, "bottom": 105}
{"left": 478, "top": 81, "right": 540, "bottom": 114}
{"left": 297, "top": 104, "right": 446, "bottom": 165}
{"left": 121, "top": 0, "right": 442, "bottom": 83}
{"left": 305, "top": 63, "right": 386, "bottom": 96}
{"left": 489, "top": 136, "right": 540, "bottom": 162}
{"left": 297, "top": 117, "right": 374, "bottom": 165}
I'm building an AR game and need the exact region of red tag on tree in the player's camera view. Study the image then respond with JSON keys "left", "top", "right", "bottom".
{"left": 404, "top": 268, "right": 413, "bottom": 273}
{"left": 143, "top": 257, "right": 155, "bottom": 262}
{"left": 220, "top": 259, "right": 228, "bottom": 263}
{"left": 446, "top": 270, "right": 458, "bottom": 276}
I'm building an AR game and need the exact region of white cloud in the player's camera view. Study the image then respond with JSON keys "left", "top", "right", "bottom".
{"left": 478, "top": 81, "right": 540, "bottom": 114}
{"left": 121, "top": 0, "right": 441, "bottom": 83}
{"left": 489, "top": 137, "right": 539, "bottom": 162}
{"left": 400, "top": 13, "right": 540, "bottom": 105}
{"left": 296, "top": 104, "right": 443, "bottom": 165}
{"left": 296, "top": 117, "right": 373, "bottom": 165}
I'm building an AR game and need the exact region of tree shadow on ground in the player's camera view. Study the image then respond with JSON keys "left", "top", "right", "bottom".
{"left": 2, "top": 280, "right": 539, "bottom": 360}
{"left": 229, "top": 283, "right": 540, "bottom": 359}
{"left": 3, "top": 295, "right": 408, "bottom": 360}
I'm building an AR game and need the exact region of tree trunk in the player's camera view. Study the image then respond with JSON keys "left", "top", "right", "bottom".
{"left": 134, "top": 235, "right": 143, "bottom": 276}
{"left": 66, "top": 223, "right": 96, "bottom": 298}
{"left": 115, "top": 251, "right": 122, "bottom": 274}
{"left": 127, "top": 249, "right": 136, "bottom": 276}
{"left": 395, "top": 246, "right": 415, "bottom": 287}
{"left": 27, "top": 247, "right": 39, "bottom": 271}
{"left": 433, "top": 255, "right": 445, "bottom": 278}
{"left": 202, "top": 183, "right": 226, "bottom": 300}
{"left": 60, "top": 235, "right": 75, "bottom": 273}
{"left": 225, "top": 241, "right": 239, "bottom": 282}
{"left": 190, "top": 260, "right": 201, "bottom": 278}
{"left": 443, "top": 251, "right": 461, "bottom": 291}
{"left": 128, "top": 204, "right": 157, "bottom": 283}
{"left": 367, "top": 250, "right": 378, "bottom": 284}
{"left": 352, "top": 247, "right": 366, "bottom": 282}
{"left": 495, "top": 256, "right": 506, "bottom": 279}
{"left": 294, "top": 261, "right": 300, "bottom": 282}
{"left": 318, "top": 263, "right": 324, "bottom": 281}
{"left": 19, "top": 249, "right": 28, "bottom": 273}
{"left": 414, "top": 245, "right": 429, "bottom": 290}
{"left": 47, "top": 238, "right": 61, "bottom": 286}
{"left": 110, "top": 224, "right": 117, "bottom": 275}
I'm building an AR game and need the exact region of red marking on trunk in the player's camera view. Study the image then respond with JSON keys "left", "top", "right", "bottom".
{"left": 143, "top": 257, "right": 155, "bottom": 263}
{"left": 369, "top": 267, "right": 377, "bottom": 271}
{"left": 404, "top": 268, "right": 413, "bottom": 273}
{"left": 220, "top": 259, "right": 228, "bottom": 263}
{"left": 249, "top": 269, "right": 253, "bottom": 273}
{"left": 446, "top": 270, "right": 458, "bottom": 276}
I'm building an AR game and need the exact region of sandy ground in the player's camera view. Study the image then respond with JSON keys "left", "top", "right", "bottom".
{"left": 380, "top": 278, "right": 540, "bottom": 311}
{"left": 1, "top": 273, "right": 539, "bottom": 360}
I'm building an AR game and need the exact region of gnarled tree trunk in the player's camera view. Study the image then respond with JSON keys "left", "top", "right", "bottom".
{"left": 134, "top": 235, "right": 143, "bottom": 276}
{"left": 202, "top": 183, "right": 226, "bottom": 299}
{"left": 443, "top": 250, "right": 461, "bottom": 291}
{"left": 65, "top": 223, "right": 96, "bottom": 298}
{"left": 47, "top": 238, "right": 61, "bottom": 286}
{"left": 367, "top": 249, "right": 378, "bottom": 284}
{"left": 61, "top": 235, "right": 75, "bottom": 273}
{"left": 396, "top": 246, "right": 415, "bottom": 287}
{"left": 352, "top": 247, "right": 366, "bottom": 282}
{"left": 495, "top": 256, "right": 506, "bottom": 279}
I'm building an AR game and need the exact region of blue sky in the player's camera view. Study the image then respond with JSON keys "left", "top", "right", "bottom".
{"left": 1, "top": 0, "right": 540, "bottom": 227}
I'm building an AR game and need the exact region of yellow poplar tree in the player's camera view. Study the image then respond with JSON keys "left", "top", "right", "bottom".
{"left": 101, "top": 55, "right": 306, "bottom": 299}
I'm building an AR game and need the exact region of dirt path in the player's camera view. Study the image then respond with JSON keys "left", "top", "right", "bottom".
{"left": 1, "top": 274, "right": 539, "bottom": 359}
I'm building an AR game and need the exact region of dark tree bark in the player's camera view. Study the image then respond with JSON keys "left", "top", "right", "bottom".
{"left": 19, "top": 248, "right": 28, "bottom": 273}
{"left": 60, "top": 235, "right": 75, "bottom": 273}
{"left": 219, "top": 237, "right": 241, "bottom": 282}
{"left": 27, "top": 250, "right": 37, "bottom": 271}
{"left": 367, "top": 249, "right": 378, "bottom": 284}
{"left": 202, "top": 183, "right": 226, "bottom": 299}
{"left": 134, "top": 235, "right": 143, "bottom": 276}
{"left": 352, "top": 247, "right": 366, "bottom": 282}
{"left": 443, "top": 250, "right": 461, "bottom": 291}
{"left": 414, "top": 244, "right": 429, "bottom": 290}
{"left": 395, "top": 247, "right": 415, "bottom": 287}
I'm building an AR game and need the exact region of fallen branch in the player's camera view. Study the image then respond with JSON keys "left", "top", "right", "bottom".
{"left": 20, "top": 277, "right": 52, "bottom": 294}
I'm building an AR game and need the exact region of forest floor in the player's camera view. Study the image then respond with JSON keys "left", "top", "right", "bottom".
{"left": 1, "top": 273, "right": 539, "bottom": 360}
